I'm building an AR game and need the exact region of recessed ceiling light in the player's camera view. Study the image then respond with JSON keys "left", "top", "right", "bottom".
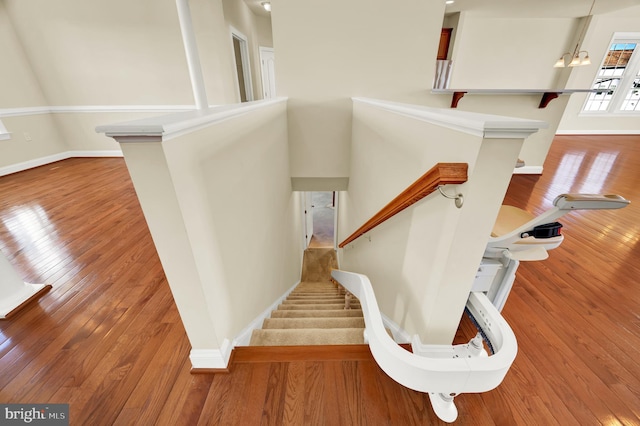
{"left": 261, "top": 2, "right": 271, "bottom": 12}
{"left": 446, "top": 0, "right": 455, "bottom": 4}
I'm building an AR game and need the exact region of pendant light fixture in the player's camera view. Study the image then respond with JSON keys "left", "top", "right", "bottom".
{"left": 554, "top": 0, "right": 595, "bottom": 68}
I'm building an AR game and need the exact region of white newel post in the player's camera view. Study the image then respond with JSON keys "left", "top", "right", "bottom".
{"left": 0, "top": 250, "right": 51, "bottom": 319}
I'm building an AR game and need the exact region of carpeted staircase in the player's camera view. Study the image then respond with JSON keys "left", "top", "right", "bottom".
{"left": 249, "top": 248, "right": 366, "bottom": 346}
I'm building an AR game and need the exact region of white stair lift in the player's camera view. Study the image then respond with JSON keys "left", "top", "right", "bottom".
{"left": 473, "top": 193, "right": 630, "bottom": 311}
{"left": 333, "top": 193, "right": 629, "bottom": 423}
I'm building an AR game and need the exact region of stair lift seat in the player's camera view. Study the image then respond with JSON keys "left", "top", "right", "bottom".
{"left": 473, "top": 193, "right": 630, "bottom": 311}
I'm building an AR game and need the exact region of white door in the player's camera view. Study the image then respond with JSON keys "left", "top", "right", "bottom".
{"left": 259, "top": 47, "right": 276, "bottom": 99}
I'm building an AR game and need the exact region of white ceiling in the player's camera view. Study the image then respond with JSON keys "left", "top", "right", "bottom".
{"left": 243, "top": 0, "right": 640, "bottom": 19}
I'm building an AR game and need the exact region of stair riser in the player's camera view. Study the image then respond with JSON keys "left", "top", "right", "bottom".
{"left": 262, "top": 318, "right": 365, "bottom": 329}
{"left": 277, "top": 304, "right": 353, "bottom": 310}
{"left": 270, "top": 310, "right": 364, "bottom": 318}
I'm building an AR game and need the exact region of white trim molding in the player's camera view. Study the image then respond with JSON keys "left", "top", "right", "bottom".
{"left": 97, "top": 98, "right": 287, "bottom": 143}
{"left": 380, "top": 312, "right": 412, "bottom": 344}
{"left": 352, "top": 97, "right": 548, "bottom": 139}
{"left": 0, "top": 119, "right": 10, "bottom": 141}
{"left": 232, "top": 280, "right": 299, "bottom": 347}
{"left": 0, "top": 105, "right": 200, "bottom": 118}
{"left": 513, "top": 165, "right": 543, "bottom": 175}
{"left": 0, "top": 150, "right": 123, "bottom": 177}
{"left": 556, "top": 129, "right": 640, "bottom": 135}
{"left": 189, "top": 338, "right": 233, "bottom": 370}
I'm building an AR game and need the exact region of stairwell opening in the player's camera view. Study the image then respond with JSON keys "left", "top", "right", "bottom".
{"left": 303, "top": 191, "right": 336, "bottom": 249}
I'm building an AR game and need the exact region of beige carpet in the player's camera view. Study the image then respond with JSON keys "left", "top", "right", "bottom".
{"left": 249, "top": 248, "right": 365, "bottom": 346}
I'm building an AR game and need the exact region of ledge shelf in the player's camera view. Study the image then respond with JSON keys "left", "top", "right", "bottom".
{"left": 432, "top": 89, "right": 597, "bottom": 109}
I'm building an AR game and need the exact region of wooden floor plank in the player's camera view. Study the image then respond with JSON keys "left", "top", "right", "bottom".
{"left": 156, "top": 358, "right": 214, "bottom": 425}
{"left": 112, "top": 322, "right": 191, "bottom": 425}
{"left": 239, "top": 362, "right": 271, "bottom": 425}
{"left": 281, "top": 361, "right": 305, "bottom": 425}
{"left": 0, "top": 134, "right": 639, "bottom": 424}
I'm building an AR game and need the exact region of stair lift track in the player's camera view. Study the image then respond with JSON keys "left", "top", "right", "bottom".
{"left": 331, "top": 269, "right": 517, "bottom": 423}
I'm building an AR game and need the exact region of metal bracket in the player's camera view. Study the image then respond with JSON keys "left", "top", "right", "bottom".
{"left": 438, "top": 185, "right": 464, "bottom": 208}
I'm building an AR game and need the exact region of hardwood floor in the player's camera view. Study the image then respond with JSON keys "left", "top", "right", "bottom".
{"left": 0, "top": 135, "right": 639, "bottom": 425}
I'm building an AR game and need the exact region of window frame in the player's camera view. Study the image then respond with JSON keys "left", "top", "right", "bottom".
{"left": 582, "top": 32, "right": 640, "bottom": 115}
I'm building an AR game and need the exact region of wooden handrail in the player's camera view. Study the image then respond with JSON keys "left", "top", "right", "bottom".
{"left": 339, "top": 162, "right": 468, "bottom": 248}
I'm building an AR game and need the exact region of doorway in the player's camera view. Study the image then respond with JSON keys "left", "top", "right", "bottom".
{"left": 231, "top": 28, "right": 253, "bottom": 102}
{"left": 259, "top": 47, "right": 276, "bottom": 99}
{"left": 303, "top": 192, "right": 336, "bottom": 249}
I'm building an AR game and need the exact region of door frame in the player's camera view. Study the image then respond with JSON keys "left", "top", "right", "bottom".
{"left": 301, "top": 191, "right": 339, "bottom": 250}
{"left": 230, "top": 26, "right": 254, "bottom": 102}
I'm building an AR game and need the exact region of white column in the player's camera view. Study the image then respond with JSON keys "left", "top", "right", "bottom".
{"left": 0, "top": 251, "right": 50, "bottom": 319}
{"left": 175, "top": 0, "right": 209, "bottom": 110}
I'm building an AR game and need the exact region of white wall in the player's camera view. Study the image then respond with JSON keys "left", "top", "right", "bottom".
{"left": 4, "top": 0, "right": 193, "bottom": 105}
{"left": 442, "top": 14, "right": 584, "bottom": 171}
{"left": 558, "top": 5, "right": 640, "bottom": 133}
{"left": 338, "top": 100, "right": 534, "bottom": 343}
{"left": 1, "top": 0, "right": 238, "bottom": 169}
{"left": 272, "top": 0, "right": 446, "bottom": 180}
{"left": 0, "top": 1, "right": 68, "bottom": 168}
{"left": 111, "top": 100, "right": 303, "bottom": 360}
{"left": 161, "top": 102, "right": 302, "bottom": 342}
{"left": 449, "top": 95, "right": 569, "bottom": 172}
{"left": 449, "top": 16, "right": 578, "bottom": 89}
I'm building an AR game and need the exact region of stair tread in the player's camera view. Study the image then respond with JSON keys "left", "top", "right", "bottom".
{"left": 249, "top": 249, "right": 365, "bottom": 347}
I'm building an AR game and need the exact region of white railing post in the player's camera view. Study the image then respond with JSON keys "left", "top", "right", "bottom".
{"left": 175, "top": 0, "right": 209, "bottom": 110}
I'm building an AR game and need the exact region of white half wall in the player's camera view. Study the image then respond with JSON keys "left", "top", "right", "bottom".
{"left": 99, "top": 99, "right": 304, "bottom": 367}
{"left": 338, "top": 99, "right": 544, "bottom": 344}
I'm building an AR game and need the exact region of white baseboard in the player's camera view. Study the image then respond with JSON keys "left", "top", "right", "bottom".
{"left": 381, "top": 312, "right": 412, "bottom": 344}
{"left": 232, "top": 280, "right": 300, "bottom": 347}
{"left": 0, "top": 150, "right": 123, "bottom": 177}
{"left": 513, "top": 166, "right": 543, "bottom": 175}
{"left": 556, "top": 129, "right": 640, "bottom": 135}
{"left": 189, "top": 338, "right": 232, "bottom": 369}
{"left": 0, "top": 152, "right": 71, "bottom": 177}
{"left": 66, "top": 150, "right": 123, "bottom": 158}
